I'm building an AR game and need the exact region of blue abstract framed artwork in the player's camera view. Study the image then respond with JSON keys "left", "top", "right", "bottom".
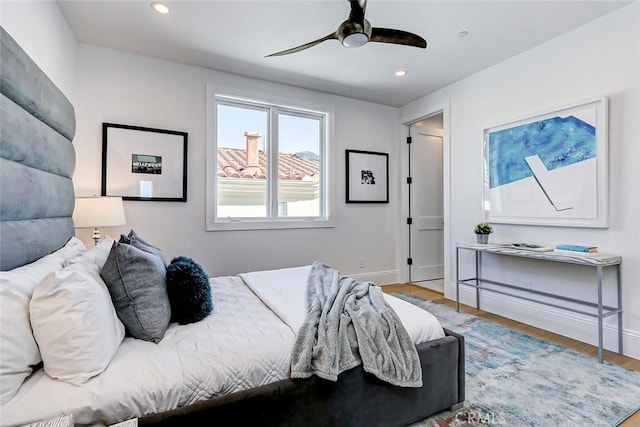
{"left": 483, "top": 98, "right": 608, "bottom": 227}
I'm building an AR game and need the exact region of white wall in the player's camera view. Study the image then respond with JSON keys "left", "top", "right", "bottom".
{"left": 401, "top": 3, "right": 640, "bottom": 358}
{"left": 73, "top": 44, "right": 401, "bottom": 281}
{"left": 0, "top": 0, "right": 78, "bottom": 103}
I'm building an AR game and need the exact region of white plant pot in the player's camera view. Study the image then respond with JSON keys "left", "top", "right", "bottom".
{"left": 476, "top": 234, "right": 489, "bottom": 244}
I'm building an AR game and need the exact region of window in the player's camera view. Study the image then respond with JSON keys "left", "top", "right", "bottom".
{"left": 206, "top": 90, "right": 332, "bottom": 230}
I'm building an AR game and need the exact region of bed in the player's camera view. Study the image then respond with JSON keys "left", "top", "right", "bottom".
{"left": 0, "top": 26, "right": 465, "bottom": 427}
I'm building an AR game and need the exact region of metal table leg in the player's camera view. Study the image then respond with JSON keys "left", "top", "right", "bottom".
{"left": 475, "top": 251, "right": 481, "bottom": 309}
{"left": 617, "top": 264, "right": 623, "bottom": 354}
{"left": 597, "top": 265, "right": 603, "bottom": 363}
{"left": 456, "top": 247, "right": 460, "bottom": 312}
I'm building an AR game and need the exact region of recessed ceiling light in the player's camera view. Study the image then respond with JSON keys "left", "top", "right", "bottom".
{"left": 151, "top": 1, "right": 170, "bottom": 14}
{"left": 458, "top": 31, "right": 469, "bottom": 38}
{"left": 395, "top": 70, "right": 407, "bottom": 77}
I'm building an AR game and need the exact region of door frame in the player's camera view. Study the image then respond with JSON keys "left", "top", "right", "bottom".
{"left": 398, "top": 102, "right": 452, "bottom": 298}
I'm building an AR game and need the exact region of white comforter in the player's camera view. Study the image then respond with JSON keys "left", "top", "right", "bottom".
{"left": 1, "top": 266, "right": 444, "bottom": 426}
{"left": 240, "top": 265, "right": 444, "bottom": 344}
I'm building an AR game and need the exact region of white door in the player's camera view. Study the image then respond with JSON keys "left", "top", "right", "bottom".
{"left": 409, "top": 127, "right": 444, "bottom": 283}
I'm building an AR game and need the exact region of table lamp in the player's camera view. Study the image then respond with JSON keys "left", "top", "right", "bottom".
{"left": 73, "top": 196, "right": 126, "bottom": 245}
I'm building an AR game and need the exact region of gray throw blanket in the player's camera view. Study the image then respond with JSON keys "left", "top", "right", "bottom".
{"left": 290, "top": 262, "right": 422, "bottom": 387}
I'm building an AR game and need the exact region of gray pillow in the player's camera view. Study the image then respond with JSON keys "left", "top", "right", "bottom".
{"left": 119, "top": 230, "right": 167, "bottom": 265}
{"left": 100, "top": 242, "right": 170, "bottom": 343}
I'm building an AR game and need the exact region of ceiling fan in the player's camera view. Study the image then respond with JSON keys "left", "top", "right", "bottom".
{"left": 266, "top": 0, "right": 427, "bottom": 57}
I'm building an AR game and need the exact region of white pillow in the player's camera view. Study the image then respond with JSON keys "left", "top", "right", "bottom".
{"left": 0, "top": 237, "right": 87, "bottom": 404}
{"left": 63, "top": 236, "right": 115, "bottom": 269}
{"left": 30, "top": 262, "right": 125, "bottom": 385}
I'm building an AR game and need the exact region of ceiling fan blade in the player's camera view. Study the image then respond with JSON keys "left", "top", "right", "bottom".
{"left": 349, "top": 0, "right": 367, "bottom": 23}
{"left": 266, "top": 32, "right": 338, "bottom": 57}
{"left": 370, "top": 27, "right": 427, "bottom": 49}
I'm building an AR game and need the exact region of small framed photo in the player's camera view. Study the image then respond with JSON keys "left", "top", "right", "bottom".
{"left": 345, "top": 149, "right": 389, "bottom": 203}
{"left": 102, "top": 123, "right": 188, "bottom": 202}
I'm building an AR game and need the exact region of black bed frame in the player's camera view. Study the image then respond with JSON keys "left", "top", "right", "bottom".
{"left": 140, "top": 329, "right": 464, "bottom": 427}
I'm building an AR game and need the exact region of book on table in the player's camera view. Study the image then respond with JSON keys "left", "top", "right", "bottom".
{"left": 555, "top": 244, "right": 598, "bottom": 253}
{"left": 509, "top": 243, "right": 554, "bottom": 252}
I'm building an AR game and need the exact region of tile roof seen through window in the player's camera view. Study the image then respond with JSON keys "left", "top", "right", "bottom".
{"left": 217, "top": 147, "right": 319, "bottom": 181}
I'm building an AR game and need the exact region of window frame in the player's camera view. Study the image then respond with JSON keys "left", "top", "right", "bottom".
{"left": 206, "top": 85, "right": 334, "bottom": 231}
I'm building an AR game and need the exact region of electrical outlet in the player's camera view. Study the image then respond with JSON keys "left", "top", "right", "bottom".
{"left": 358, "top": 257, "right": 364, "bottom": 269}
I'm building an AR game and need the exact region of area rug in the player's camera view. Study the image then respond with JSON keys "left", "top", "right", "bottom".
{"left": 393, "top": 292, "right": 640, "bottom": 427}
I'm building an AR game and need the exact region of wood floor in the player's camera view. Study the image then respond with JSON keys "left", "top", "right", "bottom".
{"left": 383, "top": 283, "right": 640, "bottom": 426}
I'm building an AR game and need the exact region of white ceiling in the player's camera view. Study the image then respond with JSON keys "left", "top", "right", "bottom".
{"left": 57, "top": 0, "right": 631, "bottom": 107}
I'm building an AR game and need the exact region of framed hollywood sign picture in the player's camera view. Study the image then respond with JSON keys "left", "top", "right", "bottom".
{"left": 101, "top": 122, "right": 188, "bottom": 202}
{"left": 345, "top": 149, "right": 389, "bottom": 203}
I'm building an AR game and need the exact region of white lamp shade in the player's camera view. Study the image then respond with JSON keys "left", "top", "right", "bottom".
{"left": 73, "top": 197, "right": 126, "bottom": 229}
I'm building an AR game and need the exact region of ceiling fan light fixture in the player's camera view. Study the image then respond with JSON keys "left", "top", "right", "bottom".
{"left": 342, "top": 32, "right": 369, "bottom": 48}
{"left": 265, "top": 0, "right": 427, "bottom": 57}
{"left": 151, "top": 1, "right": 170, "bottom": 14}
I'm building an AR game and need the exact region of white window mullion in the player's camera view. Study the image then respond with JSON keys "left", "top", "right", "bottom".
{"left": 268, "top": 107, "right": 279, "bottom": 218}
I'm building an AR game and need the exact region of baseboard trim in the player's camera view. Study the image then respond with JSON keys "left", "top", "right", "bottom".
{"left": 348, "top": 269, "right": 398, "bottom": 285}
{"left": 450, "top": 284, "right": 640, "bottom": 360}
{"left": 412, "top": 280, "right": 445, "bottom": 293}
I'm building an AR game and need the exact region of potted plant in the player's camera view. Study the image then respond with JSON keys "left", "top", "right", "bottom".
{"left": 474, "top": 222, "right": 493, "bottom": 244}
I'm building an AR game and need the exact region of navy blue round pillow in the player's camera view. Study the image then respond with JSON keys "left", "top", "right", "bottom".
{"left": 166, "top": 256, "right": 213, "bottom": 324}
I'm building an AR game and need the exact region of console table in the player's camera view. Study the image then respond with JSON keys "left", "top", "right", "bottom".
{"left": 455, "top": 242, "right": 622, "bottom": 363}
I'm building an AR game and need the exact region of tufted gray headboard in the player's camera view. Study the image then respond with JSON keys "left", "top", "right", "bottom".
{"left": 0, "top": 27, "right": 77, "bottom": 271}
